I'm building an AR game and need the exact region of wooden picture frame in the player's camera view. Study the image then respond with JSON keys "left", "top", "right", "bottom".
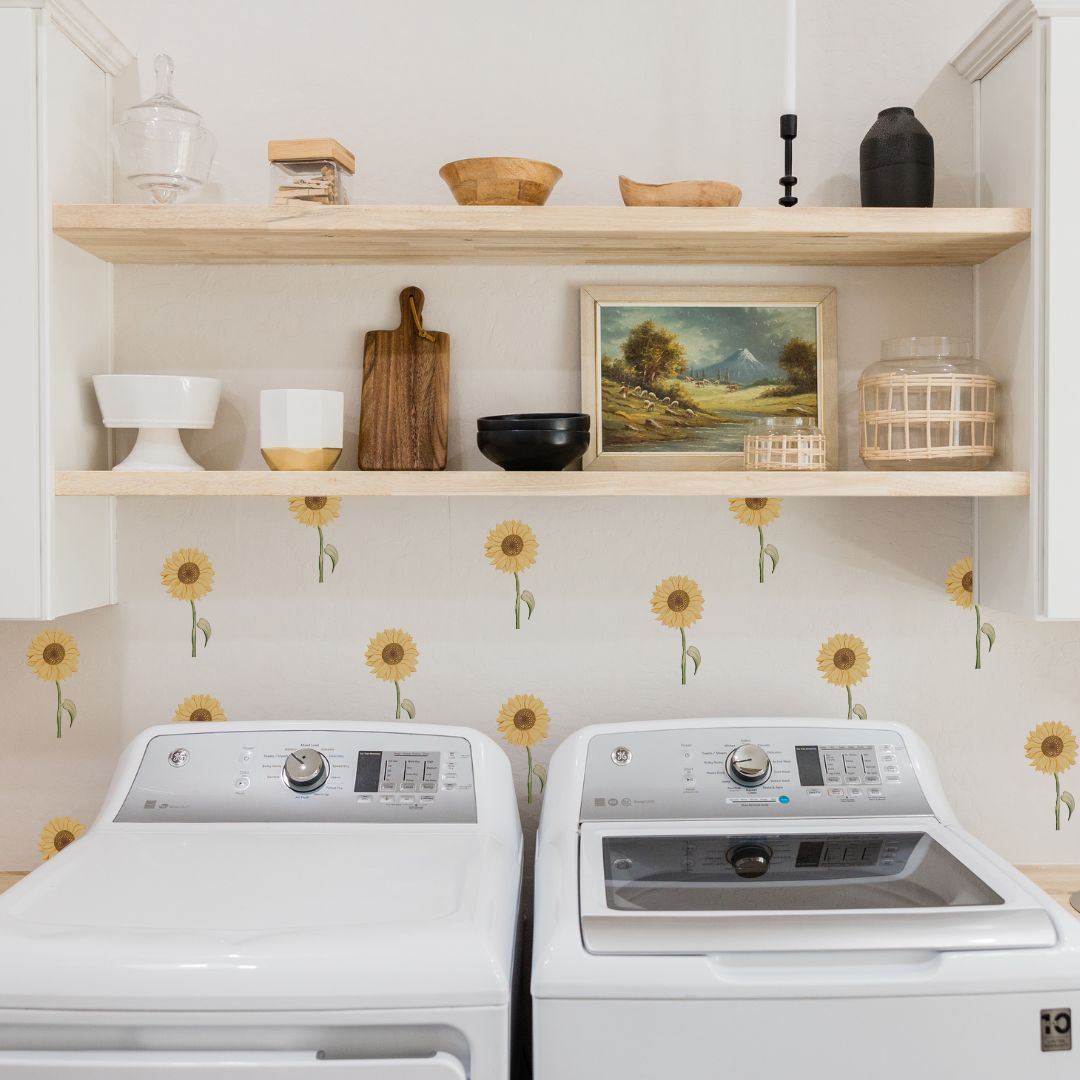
{"left": 580, "top": 285, "right": 838, "bottom": 470}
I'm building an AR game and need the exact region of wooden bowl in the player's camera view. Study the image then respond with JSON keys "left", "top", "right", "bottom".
{"left": 439, "top": 157, "right": 563, "bottom": 206}
{"left": 619, "top": 175, "right": 742, "bottom": 207}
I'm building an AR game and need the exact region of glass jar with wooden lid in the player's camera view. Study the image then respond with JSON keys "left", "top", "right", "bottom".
{"left": 268, "top": 138, "right": 355, "bottom": 206}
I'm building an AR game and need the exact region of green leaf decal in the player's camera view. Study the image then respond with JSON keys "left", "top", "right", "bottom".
{"left": 851, "top": 703, "right": 868, "bottom": 720}
{"left": 686, "top": 645, "right": 702, "bottom": 675}
{"left": 520, "top": 590, "right": 536, "bottom": 618}
{"left": 399, "top": 697, "right": 416, "bottom": 720}
{"left": 1062, "top": 791, "right": 1076, "bottom": 821}
{"left": 981, "top": 622, "right": 996, "bottom": 651}
{"left": 764, "top": 544, "right": 780, "bottom": 573}
{"left": 532, "top": 762, "right": 548, "bottom": 791}
{"left": 324, "top": 543, "right": 339, "bottom": 572}
{"left": 61, "top": 699, "right": 77, "bottom": 727}
{"left": 196, "top": 618, "right": 212, "bottom": 647}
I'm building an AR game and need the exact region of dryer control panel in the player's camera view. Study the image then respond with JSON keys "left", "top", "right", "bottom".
{"left": 115, "top": 729, "right": 476, "bottom": 823}
{"left": 580, "top": 725, "right": 931, "bottom": 821}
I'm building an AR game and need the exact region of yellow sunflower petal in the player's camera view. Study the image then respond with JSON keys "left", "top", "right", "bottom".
{"left": 816, "top": 632, "right": 870, "bottom": 687}
{"left": 945, "top": 556, "right": 974, "bottom": 609}
{"left": 174, "top": 694, "right": 227, "bottom": 723}
{"left": 729, "top": 497, "right": 783, "bottom": 528}
{"left": 1026, "top": 721, "right": 1079, "bottom": 774}
{"left": 38, "top": 815, "right": 86, "bottom": 861}
{"left": 496, "top": 693, "right": 551, "bottom": 748}
{"left": 288, "top": 496, "right": 341, "bottom": 528}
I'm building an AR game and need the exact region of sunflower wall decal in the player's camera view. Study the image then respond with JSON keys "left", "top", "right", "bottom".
{"left": 365, "top": 628, "right": 419, "bottom": 718}
{"left": 38, "top": 816, "right": 85, "bottom": 861}
{"left": 1025, "top": 722, "right": 1077, "bottom": 831}
{"left": 729, "top": 497, "right": 782, "bottom": 583}
{"left": 288, "top": 496, "right": 341, "bottom": 583}
{"left": 945, "top": 556, "right": 996, "bottom": 669}
{"left": 496, "top": 693, "right": 550, "bottom": 803}
{"left": 26, "top": 630, "right": 79, "bottom": 738}
{"left": 651, "top": 576, "right": 704, "bottom": 685}
{"left": 161, "top": 548, "right": 214, "bottom": 657}
{"left": 817, "top": 633, "right": 870, "bottom": 719}
{"left": 174, "top": 694, "right": 227, "bottom": 723}
{"left": 484, "top": 520, "right": 538, "bottom": 629}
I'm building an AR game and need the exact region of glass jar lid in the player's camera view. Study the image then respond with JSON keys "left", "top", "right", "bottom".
{"left": 119, "top": 54, "right": 206, "bottom": 128}
{"left": 882, "top": 336, "right": 974, "bottom": 361}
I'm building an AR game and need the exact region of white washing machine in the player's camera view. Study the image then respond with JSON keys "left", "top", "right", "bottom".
{"left": 0, "top": 722, "right": 522, "bottom": 1078}
{"left": 532, "top": 718, "right": 1080, "bottom": 1079}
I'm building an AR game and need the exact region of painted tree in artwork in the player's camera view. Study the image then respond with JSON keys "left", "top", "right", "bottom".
{"left": 777, "top": 337, "right": 817, "bottom": 391}
{"left": 621, "top": 320, "right": 688, "bottom": 388}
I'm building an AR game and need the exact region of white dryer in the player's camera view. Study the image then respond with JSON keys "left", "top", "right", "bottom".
{"left": 532, "top": 718, "right": 1080, "bottom": 1079}
{"left": 0, "top": 722, "right": 522, "bottom": 1078}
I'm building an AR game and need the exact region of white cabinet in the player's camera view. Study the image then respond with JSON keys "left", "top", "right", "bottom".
{"left": 954, "top": 0, "right": 1080, "bottom": 619}
{"left": 0, "top": 1, "right": 131, "bottom": 618}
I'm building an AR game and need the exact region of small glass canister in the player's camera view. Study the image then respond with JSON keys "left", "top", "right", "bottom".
{"left": 859, "top": 336, "right": 997, "bottom": 470}
{"left": 268, "top": 139, "right": 355, "bottom": 206}
{"left": 744, "top": 417, "right": 827, "bottom": 471}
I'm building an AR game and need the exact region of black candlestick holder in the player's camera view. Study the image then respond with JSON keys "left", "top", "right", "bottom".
{"left": 779, "top": 113, "right": 798, "bottom": 207}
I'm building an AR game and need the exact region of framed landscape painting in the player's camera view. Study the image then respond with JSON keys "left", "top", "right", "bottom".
{"left": 580, "top": 285, "right": 838, "bottom": 470}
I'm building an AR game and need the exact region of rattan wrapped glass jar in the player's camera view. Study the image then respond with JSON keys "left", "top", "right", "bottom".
{"left": 859, "top": 337, "right": 997, "bottom": 471}
{"left": 744, "top": 417, "right": 827, "bottom": 471}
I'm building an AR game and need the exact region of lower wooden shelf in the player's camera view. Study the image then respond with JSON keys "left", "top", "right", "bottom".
{"left": 54, "top": 470, "right": 1031, "bottom": 498}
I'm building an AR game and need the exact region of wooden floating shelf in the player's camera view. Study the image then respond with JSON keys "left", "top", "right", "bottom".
{"left": 55, "top": 470, "right": 1031, "bottom": 498}
{"left": 52, "top": 205, "right": 1031, "bottom": 266}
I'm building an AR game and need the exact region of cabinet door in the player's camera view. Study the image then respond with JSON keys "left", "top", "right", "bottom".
{"left": 0, "top": 9, "right": 45, "bottom": 618}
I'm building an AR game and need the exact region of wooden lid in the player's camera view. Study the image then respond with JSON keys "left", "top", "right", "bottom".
{"left": 268, "top": 138, "right": 355, "bottom": 174}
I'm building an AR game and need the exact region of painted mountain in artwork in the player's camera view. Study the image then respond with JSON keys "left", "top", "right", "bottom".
{"left": 690, "top": 348, "right": 773, "bottom": 385}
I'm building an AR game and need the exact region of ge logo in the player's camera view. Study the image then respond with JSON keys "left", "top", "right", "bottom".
{"left": 1041, "top": 1008, "right": 1072, "bottom": 1052}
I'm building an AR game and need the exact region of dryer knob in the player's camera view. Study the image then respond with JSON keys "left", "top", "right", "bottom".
{"left": 726, "top": 743, "right": 772, "bottom": 787}
{"left": 283, "top": 748, "right": 329, "bottom": 792}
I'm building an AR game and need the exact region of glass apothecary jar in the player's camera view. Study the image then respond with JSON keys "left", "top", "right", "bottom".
{"left": 859, "top": 337, "right": 997, "bottom": 471}
{"left": 269, "top": 139, "right": 355, "bottom": 206}
{"left": 744, "top": 417, "right": 827, "bottom": 471}
{"left": 111, "top": 55, "right": 216, "bottom": 204}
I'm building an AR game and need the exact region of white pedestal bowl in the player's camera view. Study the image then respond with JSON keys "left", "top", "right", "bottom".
{"left": 93, "top": 374, "right": 222, "bottom": 472}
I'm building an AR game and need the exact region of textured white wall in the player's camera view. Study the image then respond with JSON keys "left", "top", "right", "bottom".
{"left": 8, "top": 0, "right": 1080, "bottom": 872}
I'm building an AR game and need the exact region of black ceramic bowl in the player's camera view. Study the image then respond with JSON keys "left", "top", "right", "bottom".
{"left": 477, "top": 424, "right": 591, "bottom": 471}
{"left": 477, "top": 412, "right": 590, "bottom": 432}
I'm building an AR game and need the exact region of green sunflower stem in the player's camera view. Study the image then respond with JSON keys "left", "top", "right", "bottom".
{"left": 55, "top": 681, "right": 63, "bottom": 739}
{"left": 846, "top": 685, "right": 853, "bottom": 720}
{"left": 974, "top": 603, "right": 982, "bottom": 670}
{"left": 514, "top": 571, "right": 521, "bottom": 630}
{"left": 527, "top": 745, "right": 534, "bottom": 804}
{"left": 758, "top": 526, "right": 765, "bottom": 584}
{"left": 395, "top": 681, "right": 401, "bottom": 720}
{"left": 1056, "top": 772, "right": 1062, "bottom": 831}
{"left": 680, "top": 626, "right": 687, "bottom": 685}
{"left": 318, "top": 525, "right": 325, "bottom": 584}
{"left": 190, "top": 600, "right": 197, "bottom": 658}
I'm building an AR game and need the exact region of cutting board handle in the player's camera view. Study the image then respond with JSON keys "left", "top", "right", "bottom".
{"left": 398, "top": 285, "right": 434, "bottom": 341}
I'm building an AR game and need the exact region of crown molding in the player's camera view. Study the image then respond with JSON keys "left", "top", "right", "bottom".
{"left": 952, "top": 0, "right": 1080, "bottom": 81}
{"left": 0, "top": 0, "right": 134, "bottom": 75}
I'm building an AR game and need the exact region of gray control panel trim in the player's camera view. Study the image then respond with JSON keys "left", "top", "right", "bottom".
{"left": 116, "top": 729, "right": 476, "bottom": 823}
{"left": 580, "top": 726, "right": 931, "bottom": 821}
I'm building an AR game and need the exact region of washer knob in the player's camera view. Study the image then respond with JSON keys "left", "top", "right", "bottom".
{"left": 283, "top": 748, "right": 329, "bottom": 792}
{"left": 726, "top": 743, "right": 772, "bottom": 787}
{"left": 727, "top": 842, "right": 773, "bottom": 879}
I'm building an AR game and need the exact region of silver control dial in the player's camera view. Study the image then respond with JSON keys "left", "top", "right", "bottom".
{"left": 727, "top": 842, "right": 772, "bottom": 879}
{"left": 282, "top": 748, "right": 329, "bottom": 792}
{"left": 726, "top": 743, "right": 772, "bottom": 787}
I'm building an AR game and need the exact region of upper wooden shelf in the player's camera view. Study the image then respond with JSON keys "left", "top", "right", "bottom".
{"left": 52, "top": 205, "right": 1031, "bottom": 266}
{"left": 54, "top": 470, "right": 1030, "bottom": 498}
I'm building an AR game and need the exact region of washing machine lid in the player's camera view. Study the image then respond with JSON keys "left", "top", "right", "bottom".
{"left": 579, "top": 822, "right": 1057, "bottom": 954}
{"left": 0, "top": 827, "right": 519, "bottom": 1012}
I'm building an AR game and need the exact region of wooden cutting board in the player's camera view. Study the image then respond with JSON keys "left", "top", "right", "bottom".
{"left": 359, "top": 286, "right": 450, "bottom": 470}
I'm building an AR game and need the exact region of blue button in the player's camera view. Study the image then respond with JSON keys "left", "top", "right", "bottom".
{"left": 777, "top": 795, "right": 791, "bottom": 805}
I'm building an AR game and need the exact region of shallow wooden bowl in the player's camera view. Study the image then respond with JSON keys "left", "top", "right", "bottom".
{"left": 619, "top": 175, "right": 742, "bottom": 207}
{"left": 439, "top": 157, "right": 563, "bottom": 206}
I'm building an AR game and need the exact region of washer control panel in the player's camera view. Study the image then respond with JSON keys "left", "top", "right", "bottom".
{"left": 581, "top": 725, "right": 930, "bottom": 820}
{"left": 115, "top": 729, "right": 476, "bottom": 823}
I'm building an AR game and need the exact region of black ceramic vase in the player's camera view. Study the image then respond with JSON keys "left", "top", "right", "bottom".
{"left": 860, "top": 106, "right": 934, "bottom": 207}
